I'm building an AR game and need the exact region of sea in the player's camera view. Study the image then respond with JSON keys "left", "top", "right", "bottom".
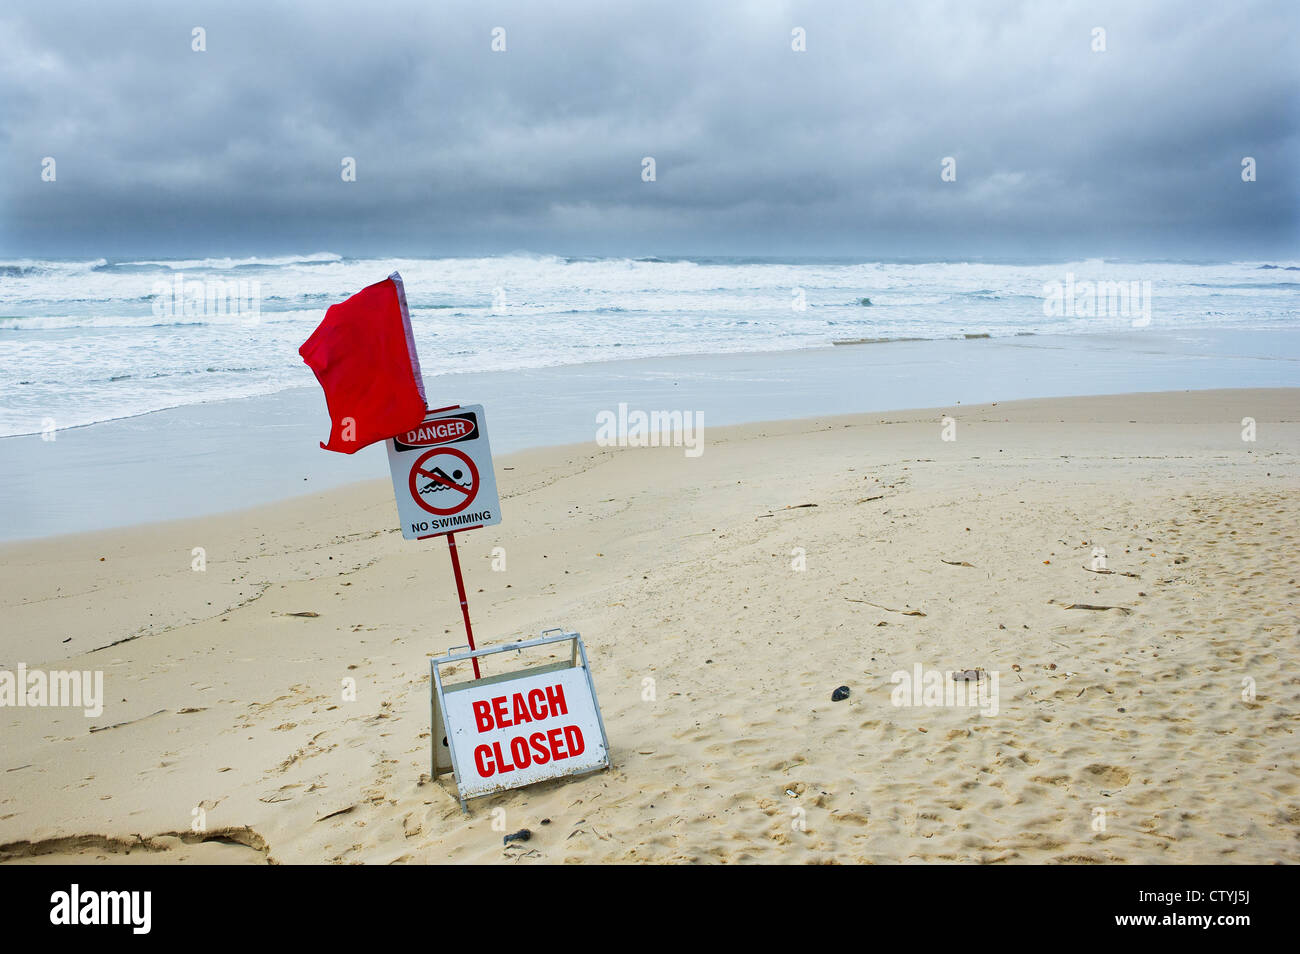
{"left": 1, "top": 254, "right": 1296, "bottom": 439}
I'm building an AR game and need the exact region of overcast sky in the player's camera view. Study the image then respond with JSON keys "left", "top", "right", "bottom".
{"left": 1, "top": 0, "right": 1296, "bottom": 260}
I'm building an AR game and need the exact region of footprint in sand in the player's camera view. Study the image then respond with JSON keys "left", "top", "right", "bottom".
{"left": 1082, "top": 764, "right": 1131, "bottom": 788}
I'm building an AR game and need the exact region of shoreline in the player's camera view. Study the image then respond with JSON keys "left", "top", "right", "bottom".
{"left": 3, "top": 325, "right": 1299, "bottom": 543}
{"left": 3, "top": 323, "right": 1296, "bottom": 441}
{"left": 4, "top": 383, "right": 1297, "bottom": 556}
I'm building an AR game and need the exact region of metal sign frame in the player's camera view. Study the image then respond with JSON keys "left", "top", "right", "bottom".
{"left": 430, "top": 629, "right": 611, "bottom": 813}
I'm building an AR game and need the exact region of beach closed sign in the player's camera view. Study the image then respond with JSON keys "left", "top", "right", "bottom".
{"left": 439, "top": 660, "right": 610, "bottom": 801}
{"left": 431, "top": 631, "right": 610, "bottom": 809}
{"left": 387, "top": 404, "right": 502, "bottom": 540}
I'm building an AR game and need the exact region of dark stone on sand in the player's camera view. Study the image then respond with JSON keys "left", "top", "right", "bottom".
{"left": 832, "top": 685, "right": 850, "bottom": 702}
{"left": 503, "top": 828, "right": 531, "bottom": 845}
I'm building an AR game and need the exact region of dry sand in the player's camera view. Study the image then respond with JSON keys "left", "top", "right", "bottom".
{"left": 1, "top": 388, "right": 1297, "bottom": 864}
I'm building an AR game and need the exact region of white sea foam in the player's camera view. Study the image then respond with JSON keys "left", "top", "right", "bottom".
{"left": 0, "top": 256, "right": 1295, "bottom": 436}
{"left": 115, "top": 252, "right": 344, "bottom": 269}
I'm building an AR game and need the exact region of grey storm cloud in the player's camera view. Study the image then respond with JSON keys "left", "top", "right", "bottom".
{"left": 0, "top": 0, "right": 1296, "bottom": 259}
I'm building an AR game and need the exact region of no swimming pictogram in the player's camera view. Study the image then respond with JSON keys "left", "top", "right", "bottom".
{"left": 409, "top": 446, "right": 480, "bottom": 515}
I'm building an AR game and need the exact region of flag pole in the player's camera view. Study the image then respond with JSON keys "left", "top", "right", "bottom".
{"left": 445, "top": 532, "right": 481, "bottom": 679}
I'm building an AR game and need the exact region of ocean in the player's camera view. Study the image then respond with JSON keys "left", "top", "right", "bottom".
{"left": 1, "top": 254, "right": 1296, "bottom": 439}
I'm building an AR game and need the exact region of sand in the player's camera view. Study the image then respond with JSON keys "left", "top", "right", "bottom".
{"left": 1, "top": 388, "right": 1297, "bottom": 864}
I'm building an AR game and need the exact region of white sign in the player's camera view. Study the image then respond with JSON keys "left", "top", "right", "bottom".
{"left": 386, "top": 404, "right": 502, "bottom": 540}
{"left": 432, "top": 631, "right": 610, "bottom": 807}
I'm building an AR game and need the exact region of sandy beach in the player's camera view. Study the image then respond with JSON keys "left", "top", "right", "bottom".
{"left": 1, "top": 387, "right": 1297, "bottom": 864}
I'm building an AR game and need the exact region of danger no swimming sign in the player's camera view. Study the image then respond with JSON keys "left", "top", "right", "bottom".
{"left": 386, "top": 404, "right": 503, "bottom": 540}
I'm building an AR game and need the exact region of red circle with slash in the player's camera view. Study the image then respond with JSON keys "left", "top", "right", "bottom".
{"left": 409, "top": 447, "right": 479, "bottom": 515}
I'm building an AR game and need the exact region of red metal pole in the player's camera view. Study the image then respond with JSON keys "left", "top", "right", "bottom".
{"left": 445, "top": 532, "right": 481, "bottom": 679}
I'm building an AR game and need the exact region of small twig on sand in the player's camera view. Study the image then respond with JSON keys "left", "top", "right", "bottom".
{"left": 89, "top": 709, "right": 168, "bottom": 734}
{"left": 846, "top": 598, "right": 926, "bottom": 617}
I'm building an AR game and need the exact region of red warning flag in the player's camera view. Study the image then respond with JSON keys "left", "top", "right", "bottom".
{"left": 299, "top": 271, "right": 427, "bottom": 454}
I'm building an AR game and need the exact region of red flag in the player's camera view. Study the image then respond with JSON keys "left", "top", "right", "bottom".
{"left": 299, "top": 271, "right": 427, "bottom": 454}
